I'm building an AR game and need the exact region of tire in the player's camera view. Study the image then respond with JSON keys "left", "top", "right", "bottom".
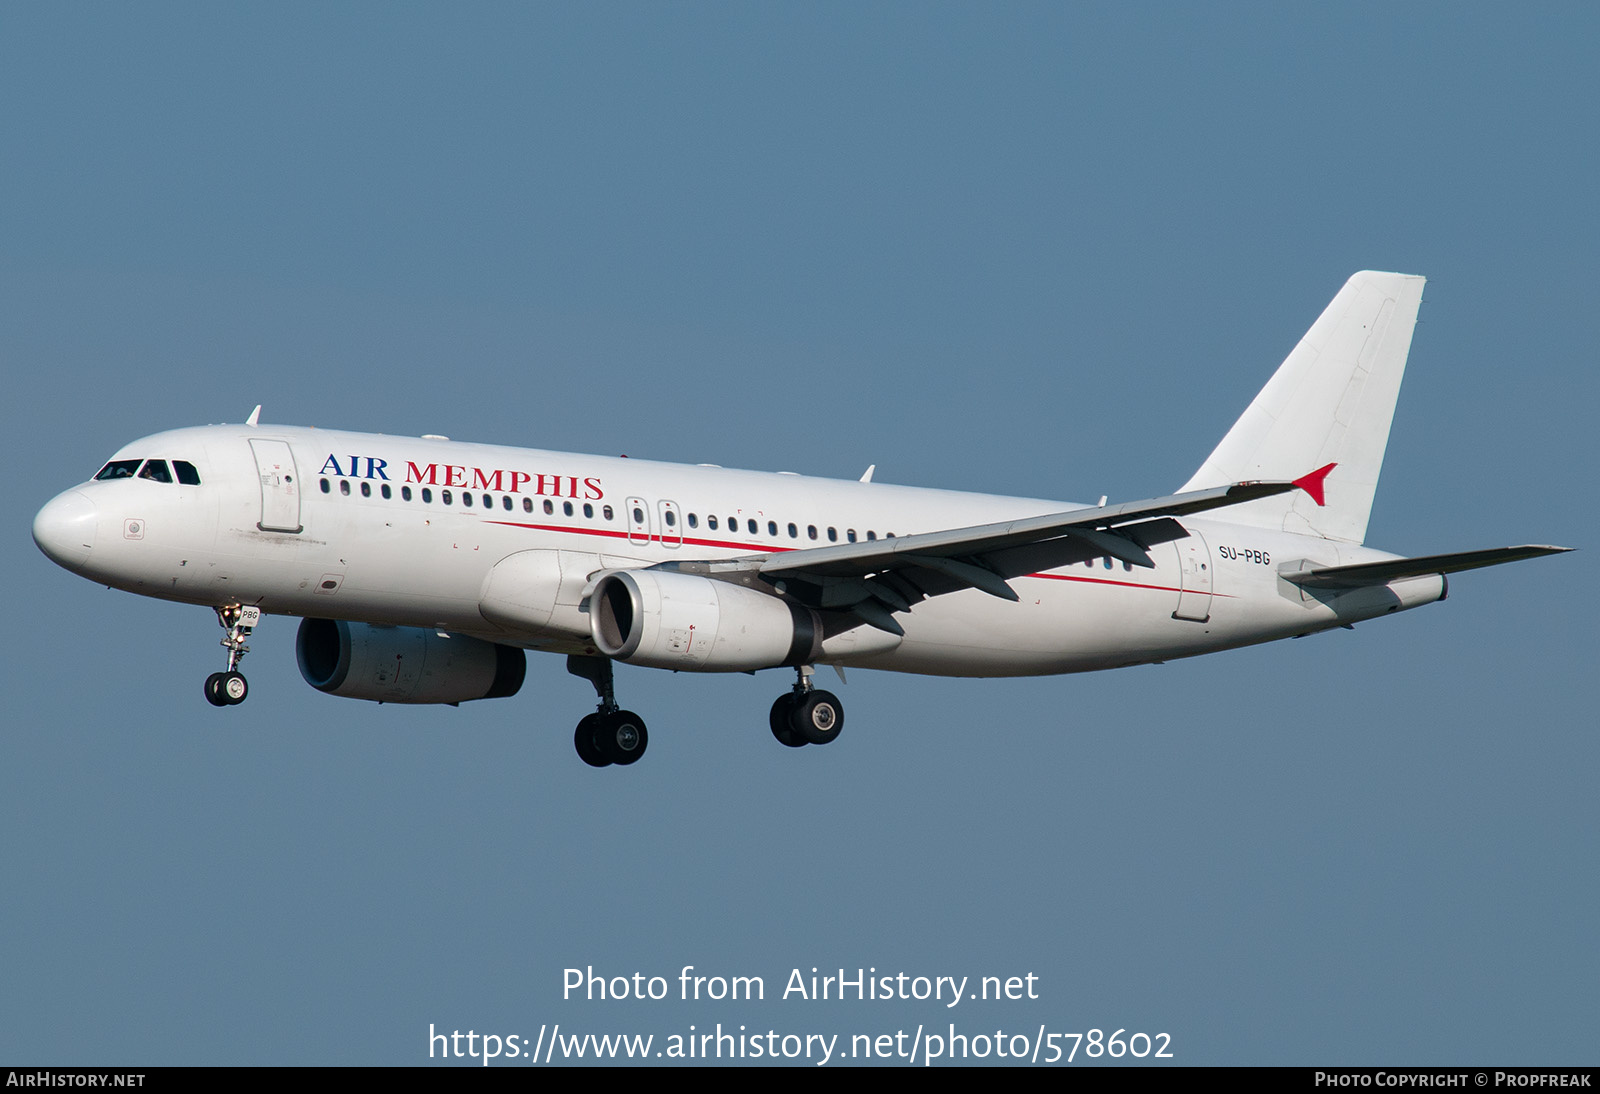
{"left": 599, "top": 710, "right": 648, "bottom": 766}
{"left": 204, "top": 673, "right": 229, "bottom": 707}
{"left": 574, "top": 714, "right": 611, "bottom": 767}
{"left": 769, "top": 694, "right": 806, "bottom": 747}
{"left": 220, "top": 671, "right": 248, "bottom": 705}
{"left": 791, "top": 690, "right": 843, "bottom": 745}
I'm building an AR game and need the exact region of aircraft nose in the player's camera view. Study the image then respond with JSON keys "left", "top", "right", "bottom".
{"left": 34, "top": 490, "right": 98, "bottom": 572}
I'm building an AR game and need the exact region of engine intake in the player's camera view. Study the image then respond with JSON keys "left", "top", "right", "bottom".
{"left": 296, "top": 618, "right": 525, "bottom": 704}
{"left": 589, "top": 570, "right": 821, "bottom": 671}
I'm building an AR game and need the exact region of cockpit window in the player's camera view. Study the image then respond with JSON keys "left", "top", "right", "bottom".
{"left": 94, "top": 458, "right": 201, "bottom": 484}
{"left": 95, "top": 459, "right": 142, "bottom": 481}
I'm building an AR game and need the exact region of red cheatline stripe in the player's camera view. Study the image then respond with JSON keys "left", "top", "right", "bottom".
{"left": 1026, "top": 571, "right": 1233, "bottom": 598}
{"left": 483, "top": 520, "right": 788, "bottom": 553}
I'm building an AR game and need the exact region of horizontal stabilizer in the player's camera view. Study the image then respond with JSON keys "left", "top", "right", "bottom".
{"left": 1279, "top": 545, "right": 1572, "bottom": 589}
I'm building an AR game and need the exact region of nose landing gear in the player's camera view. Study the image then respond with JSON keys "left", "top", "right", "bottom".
{"left": 204, "top": 604, "right": 260, "bottom": 707}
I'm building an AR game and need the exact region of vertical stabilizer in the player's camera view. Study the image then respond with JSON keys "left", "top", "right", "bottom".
{"left": 1179, "top": 270, "right": 1425, "bottom": 544}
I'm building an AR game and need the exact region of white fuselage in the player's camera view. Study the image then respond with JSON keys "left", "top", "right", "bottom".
{"left": 34, "top": 423, "right": 1443, "bottom": 679}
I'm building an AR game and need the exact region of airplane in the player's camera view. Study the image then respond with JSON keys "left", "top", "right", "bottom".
{"left": 32, "top": 271, "right": 1569, "bottom": 768}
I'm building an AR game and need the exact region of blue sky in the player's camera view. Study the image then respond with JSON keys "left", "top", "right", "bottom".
{"left": 3, "top": 2, "right": 1594, "bottom": 1065}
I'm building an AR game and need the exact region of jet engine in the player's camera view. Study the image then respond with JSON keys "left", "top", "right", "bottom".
{"left": 589, "top": 570, "right": 822, "bottom": 671}
{"left": 295, "top": 618, "right": 526, "bottom": 704}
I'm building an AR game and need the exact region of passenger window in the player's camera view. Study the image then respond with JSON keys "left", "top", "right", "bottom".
{"left": 339, "top": 480, "right": 350, "bottom": 496}
{"left": 523, "top": 497, "right": 532, "bottom": 513}
{"left": 381, "top": 484, "right": 392, "bottom": 499}
{"left": 442, "top": 490, "right": 453, "bottom": 505}
{"left": 482, "top": 493, "right": 492, "bottom": 508}
{"left": 544, "top": 499, "right": 555, "bottom": 515}
{"left": 827, "top": 527, "right": 837, "bottom": 542}
{"left": 138, "top": 460, "right": 172, "bottom": 483}
{"left": 808, "top": 525, "right": 817, "bottom": 540}
{"left": 94, "top": 459, "right": 142, "bottom": 481}
{"left": 173, "top": 460, "right": 201, "bottom": 485}
{"left": 320, "top": 479, "right": 331, "bottom": 494}
{"left": 787, "top": 522, "right": 797, "bottom": 538}
{"left": 462, "top": 492, "right": 473, "bottom": 507}
{"left": 687, "top": 513, "right": 698, "bottom": 529}
{"left": 402, "top": 486, "right": 412, "bottom": 501}
{"left": 866, "top": 530, "right": 876, "bottom": 541}
{"left": 563, "top": 501, "right": 574, "bottom": 516}
{"left": 847, "top": 529, "right": 857, "bottom": 543}
{"left": 360, "top": 481, "right": 371, "bottom": 497}
{"left": 583, "top": 503, "right": 594, "bottom": 519}
{"left": 633, "top": 506, "right": 644, "bottom": 524}
{"left": 421, "top": 488, "right": 432, "bottom": 503}
{"left": 708, "top": 515, "right": 718, "bottom": 531}
{"left": 502, "top": 496, "right": 512, "bottom": 511}
{"left": 603, "top": 505, "right": 613, "bottom": 521}
{"left": 664, "top": 510, "right": 677, "bottom": 527}
{"left": 767, "top": 520, "right": 778, "bottom": 537}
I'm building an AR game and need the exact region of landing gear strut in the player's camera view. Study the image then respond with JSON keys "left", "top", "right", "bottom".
{"left": 204, "top": 604, "right": 260, "bottom": 707}
{"left": 567, "top": 655, "right": 648, "bottom": 767}
{"left": 770, "top": 665, "right": 844, "bottom": 748}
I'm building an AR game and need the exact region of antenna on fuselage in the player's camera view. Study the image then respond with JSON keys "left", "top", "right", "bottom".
{"left": 860, "top": 464, "right": 875, "bottom": 483}
{"left": 245, "top": 405, "right": 261, "bottom": 427}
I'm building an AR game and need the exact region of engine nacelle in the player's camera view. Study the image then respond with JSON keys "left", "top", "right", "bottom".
{"left": 296, "top": 618, "right": 526, "bottom": 704}
{"left": 589, "top": 569, "right": 822, "bottom": 671}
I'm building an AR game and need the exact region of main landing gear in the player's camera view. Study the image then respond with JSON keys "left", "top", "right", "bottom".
{"left": 567, "top": 655, "right": 648, "bottom": 767}
{"left": 769, "top": 665, "right": 844, "bottom": 749}
{"left": 204, "top": 604, "right": 260, "bottom": 707}
{"left": 564, "top": 658, "right": 845, "bottom": 768}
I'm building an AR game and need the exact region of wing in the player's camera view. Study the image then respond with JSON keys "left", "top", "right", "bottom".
{"left": 660, "top": 479, "right": 1302, "bottom": 636}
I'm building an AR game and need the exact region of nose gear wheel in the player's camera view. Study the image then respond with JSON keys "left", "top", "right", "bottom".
{"left": 204, "top": 605, "right": 259, "bottom": 707}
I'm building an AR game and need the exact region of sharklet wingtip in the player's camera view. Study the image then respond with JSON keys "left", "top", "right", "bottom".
{"left": 1293, "top": 462, "right": 1337, "bottom": 507}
